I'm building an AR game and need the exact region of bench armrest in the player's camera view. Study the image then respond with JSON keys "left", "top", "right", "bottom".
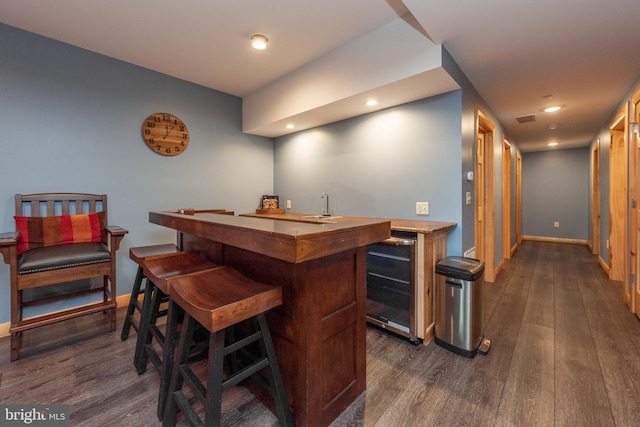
{"left": 0, "top": 232, "right": 18, "bottom": 265}
{"left": 0, "top": 232, "right": 18, "bottom": 246}
{"left": 106, "top": 226, "right": 128, "bottom": 236}
{"left": 105, "top": 226, "right": 128, "bottom": 253}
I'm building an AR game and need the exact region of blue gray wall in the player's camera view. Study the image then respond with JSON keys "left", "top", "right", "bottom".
{"left": 522, "top": 147, "right": 590, "bottom": 240}
{"left": 443, "top": 48, "right": 510, "bottom": 267}
{"left": 274, "top": 92, "right": 463, "bottom": 255}
{"left": 0, "top": 24, "right": 274, "bottom": 323}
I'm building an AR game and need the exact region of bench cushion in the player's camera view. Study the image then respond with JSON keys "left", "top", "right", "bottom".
{"left": 18, "top": 242, "right": 110, "bottom": 274}
{"left": 15, "top": 212, "right": 104, "bottom": 255}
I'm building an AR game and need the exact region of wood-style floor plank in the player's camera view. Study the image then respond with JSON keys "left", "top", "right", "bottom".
{"left": 522, "top": 247, "right": 555, "bottom": 329}
{"left": 597, "top": 348, "right": 640, "bottom": 426}
{"left": 496, "top": 321, "right": 555, "bottom": 426}
{"left": 552, "top": 244, "right": 615, "bottom": 426}
{"left": 1, "top": 241, "right": 640, "bottom": 426}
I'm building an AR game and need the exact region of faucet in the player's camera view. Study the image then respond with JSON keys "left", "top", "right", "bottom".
{"left": 321, "top": 192, "right": 332, "bottom": 216}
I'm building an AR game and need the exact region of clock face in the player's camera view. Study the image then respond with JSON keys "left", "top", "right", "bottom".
{"left": 142, "top": 113, "right": 190, "bottom": 156}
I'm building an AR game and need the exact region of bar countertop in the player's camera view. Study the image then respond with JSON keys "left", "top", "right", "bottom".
{"left": 149, "top": 210, "right": 391, "bottom": 264}
{"left": 241, "top": 211, "right": 456, "bottom": 235}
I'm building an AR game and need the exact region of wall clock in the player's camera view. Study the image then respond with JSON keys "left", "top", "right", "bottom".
{"left": 142, "top": 112, "right": 190, "bottom": 156}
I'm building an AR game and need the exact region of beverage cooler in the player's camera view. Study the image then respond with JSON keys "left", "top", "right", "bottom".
{"left": 366, "top": 231, "right": 419, "bottom": 343}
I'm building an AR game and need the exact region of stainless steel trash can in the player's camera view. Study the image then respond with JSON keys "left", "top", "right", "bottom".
{"left": 435, "top": 256, "right": 485, "bottom": 358}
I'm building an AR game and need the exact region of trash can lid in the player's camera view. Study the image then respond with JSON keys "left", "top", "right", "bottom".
{"left": 436, "top": 256, "right": 485, "bottom": 281}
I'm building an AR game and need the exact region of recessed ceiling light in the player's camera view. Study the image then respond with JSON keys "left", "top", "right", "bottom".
{"left": 250, "top": 34, "right": 269, "bottom": 50}
{"left": 547, "top": 142, "right": 558, "bottom": 146}
{"left": 544, "top": 106, "right": 562, "bottom": 113}
{"left": 542, "top": 94, "right": 554, "bottom": 100}
{"left": 365, "top": 99, "right": 378, "bottom": 107}
{"left": 549, "top": 124, "right": 559, "bottom": 130}
{"left": 285, "top": 124, "right": 294, "bottom": 129}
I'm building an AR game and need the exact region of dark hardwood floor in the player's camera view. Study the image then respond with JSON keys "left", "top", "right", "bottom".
{"left": 2, "top": 241, "right": 640, "bottom": 426}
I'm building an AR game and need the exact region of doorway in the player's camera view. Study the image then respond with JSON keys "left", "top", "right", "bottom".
{"left": 591, "top": 141, "right": 600, "bottom": 256}
{"left": 502, "top": 139, "right": 512, "bottom": 259}
{"left": 609, "top": 108, "right": 628, "bottom": 304}
{"left": 516, "top": 152, "right": 522, "bottom": 245}
{"left": 476, "top": 107, "right": 496, "bottom": 282}
{"left": 633, "top": 90, "right": 640, "bottom": 316}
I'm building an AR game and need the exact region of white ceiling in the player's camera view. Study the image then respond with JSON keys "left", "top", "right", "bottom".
{"left": 1, "top": 0, "right": 639, "bottom": 152}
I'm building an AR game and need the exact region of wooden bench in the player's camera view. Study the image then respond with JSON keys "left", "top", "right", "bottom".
{"left": 0, "top": 193, "right": 128, "bottom": 360}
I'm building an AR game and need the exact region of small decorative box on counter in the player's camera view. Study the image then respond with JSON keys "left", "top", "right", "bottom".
{"left": 257, "top": 195, "right": 285, "bottom": 214}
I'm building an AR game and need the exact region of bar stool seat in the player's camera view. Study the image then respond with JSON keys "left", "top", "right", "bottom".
{"left": 134, "top": 251, "right": 222, "bottom": 375}
{"left": 121, "top": 244, "right": 179, "bottom": 341}
{"left": 162, "top": 267, "right": 293, "bottom": 426}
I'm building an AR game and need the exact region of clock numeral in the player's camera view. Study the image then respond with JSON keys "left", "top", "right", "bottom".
{"left": 179, "top": 125, "right": 185, "bottom": 131}
{"left": 153, "top": 116, "right": 161, "bottom": 123}
{"left": 146, "top": 121, "right": 155, "bottom": 128}
{"left": 162, "top": 114, "right": 171, "bottom": 121}
{"left": 147, "top": 138, "right": 154, "bottom": 144}
{"left": 144, "top": 129, "right": 151, "bottom": 135}
{"left": 182, "top": 133, "right": 188, "bottom": 139}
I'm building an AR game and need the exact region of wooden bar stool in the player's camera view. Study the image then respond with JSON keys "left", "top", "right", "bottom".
{"left": 121, "top": 244, "right": 179, "bottom": 341}
{"left": 134, "top": 251, "right": 222, "bottom": 375}
{"left": 161, "top": 267, "right": 293, "bottom": 427}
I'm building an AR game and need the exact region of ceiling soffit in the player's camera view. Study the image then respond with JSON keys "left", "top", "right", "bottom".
{"left": 243, "top": 18, "right": 460, "bottom": 138}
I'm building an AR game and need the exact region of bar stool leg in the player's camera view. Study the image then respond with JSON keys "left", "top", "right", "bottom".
{"left": 121, "top": 266, "right": 145, "bottom": 340}
{"left": 255, "top": 314, "right": 294, "bottom": 426}
{"left": 134, "top": 280, "right": 162, "bottom": 374}
{"left": 156, "top": 297, "right": 180, "bottom": 421}
{"left": 163, "top": 314, "right": 293, "bottom": 427}
{"left": 205, "top": 330, "right": 225, "bottom": 426}
{"left": 162, "top": 310, "right": 198, "bottom": 427}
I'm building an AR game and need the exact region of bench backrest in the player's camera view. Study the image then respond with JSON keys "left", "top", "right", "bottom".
{"left": 16, "top": 193, "right": 107, "bottom": 218}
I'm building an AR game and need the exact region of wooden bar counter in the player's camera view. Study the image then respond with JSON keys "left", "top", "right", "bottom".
{"left": 244, "top": 212, "right": 457, "bottom": 342}
{"left": 149, "top": 211, "right": 391, "bottom": 426}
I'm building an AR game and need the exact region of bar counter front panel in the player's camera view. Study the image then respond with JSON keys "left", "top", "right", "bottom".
{"left": 149, "top": 211, "right": 391, "bottom": 427}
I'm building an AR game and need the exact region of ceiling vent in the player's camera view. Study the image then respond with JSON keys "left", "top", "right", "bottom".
{"left": 516, "top": 114, "right": 537, "bottom": 124}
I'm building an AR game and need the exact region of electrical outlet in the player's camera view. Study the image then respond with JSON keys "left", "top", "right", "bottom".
{"left": 286, "top": 200, "right": 291, "bottom": 209}
{"left": 416, "top": 202, "right": 429, "bottom": 215}
{"left": 554, "top": 221, "right": 559, "bottom": 228}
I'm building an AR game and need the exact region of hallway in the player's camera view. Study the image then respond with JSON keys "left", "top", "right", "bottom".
{"left": 335, "top": 240, "right": 640, "bottom": 426}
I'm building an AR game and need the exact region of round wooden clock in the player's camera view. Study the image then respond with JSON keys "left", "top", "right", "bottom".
{"left": 142, "top": 112, "right": 190, "bottom": 156}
